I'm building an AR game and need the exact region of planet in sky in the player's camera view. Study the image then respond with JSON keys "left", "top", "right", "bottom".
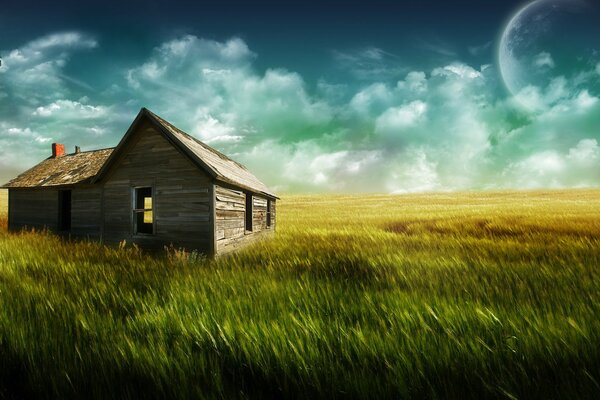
{"left": 498, "top": 0, "right": 600, "bottom": 109}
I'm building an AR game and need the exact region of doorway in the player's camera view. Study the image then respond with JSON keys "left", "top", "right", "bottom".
{"left": 58, "top": 190, "right": 71, "bottom": 231}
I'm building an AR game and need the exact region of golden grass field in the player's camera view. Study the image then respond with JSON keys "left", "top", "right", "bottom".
{"left": 0, "top": 189, "right": 599, "bottom": 398}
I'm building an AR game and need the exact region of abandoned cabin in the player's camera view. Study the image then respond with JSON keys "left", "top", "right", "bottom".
{"left": 1, "top": 108, "right": 278, "bottom": 256}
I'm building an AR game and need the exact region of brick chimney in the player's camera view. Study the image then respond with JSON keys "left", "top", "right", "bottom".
{"left": 52, "top": 143, "right": 65, "bottom": 158}
{"left": 75, "top": 146, "right": 81, "bottom": 154}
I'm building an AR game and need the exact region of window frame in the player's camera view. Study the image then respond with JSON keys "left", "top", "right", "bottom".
{"left": 132, "top": 186, "right": 155, "bottom": 236}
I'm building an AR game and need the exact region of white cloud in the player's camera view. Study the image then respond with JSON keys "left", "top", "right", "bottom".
{"left": 513, "top": 85, "right": 546, "bottom": 111}
{"left": 28, "top": 32, "right": 97, "bottom": 50}
{"left": 333, "top": 47, "right": 406, "bottom": 81}
{"left": 387, "top": 149, "right": 441, "bottom": 193}
{"left": 567, "top": 139, "right": 599, "bottom": 165}
{"left": 503, "top": 151, "right": 565, "bottom": 188}
{"left": 0, "top": 31, "right": 98, "bottom": 105}
{"left": 349, "top": 83, "right": 392, "bottom": 116}
{"left": 573, "top": 90, "right": 598, "bottom": 110}
{"left": 194, "top": 114, "right": 240, "bottom": 143}
{"left": 533, "top": 52, "right": 555, "bottom": 69}
{"left": 432, "top": 63, "right": 482, "bottom": 79}
{"left": 501, "top": 138, "right": 600, "bottom": 189}
{"left": 376, "top": 101, "right": 427, "bottom": 132}
{"left": 32, "top": 100, "right": 108, "bottom": 119}
{"left": 1, "top": 32, "right": 96, "bottom": 69}
{"left": 397, "top": 71, "right": 427, "bottom": 94}
{"left": 126, "top": 36, "right": 255, "bottom": 90}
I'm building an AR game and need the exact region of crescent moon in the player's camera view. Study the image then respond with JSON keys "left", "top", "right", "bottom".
{"left": 498, "top": 0, "right": 544, "bottom": 98}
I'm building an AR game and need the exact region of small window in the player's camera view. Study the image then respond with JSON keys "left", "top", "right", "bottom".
{"left": 134, "top": 187, "right": 153, "bottom": 235}
{"left": 245, "top": 192, "right": 253, "bottom": 232}
{"left": 266, "top": 199, "right": 272, "bottom": 228}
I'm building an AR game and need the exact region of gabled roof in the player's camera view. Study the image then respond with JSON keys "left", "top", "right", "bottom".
{"left": 94, "top": 108, "right": 278, "bottom": 198}
{"left": 1, "top": 148, "right": 113, "bottom": 188}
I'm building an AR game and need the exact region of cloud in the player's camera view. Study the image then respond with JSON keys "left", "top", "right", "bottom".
{"left": 397, "top": 71, "right": 427, "bottom": 94}
{"left": 27, "top": 32, "right": 97, "bottom": 50}
{"left": 432, "top": 63, "right": 482, "bottom": 80}
{"left": 502, "top": 138, "right": 600, "bottom": 189}
{"left": 387, "top": 149, "right": 441, "bottom": 193}
{"left": 533, "top": 52, "right": 555, "bottom": 69}
{"left": 32, "top": 100, "right": 109, "bottom": 119}
{"left": 126, "top": 36, "right": 254, "bottom": 90}
{"left": 468, "top": 41, "right": 492, "bottom": 57}
{"left": 375, "top": 100, "right": 427, "bottom": 132}
{"left": 333, "top": 47, "right": 407, "bottom": 81}
{"left": 567, "top": 138, "right": 599, "bottom": 165}
{"left": 0, "top": 31, "right": 97, "bottom": 99}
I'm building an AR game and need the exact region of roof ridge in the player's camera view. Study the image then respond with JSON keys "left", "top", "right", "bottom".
{"left": 61, "top": 147, "right": 115, "bottom": 156}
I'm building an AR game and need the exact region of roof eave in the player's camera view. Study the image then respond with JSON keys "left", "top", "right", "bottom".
{"left": 215, "top": 177, "right": 279, "bottom": 200}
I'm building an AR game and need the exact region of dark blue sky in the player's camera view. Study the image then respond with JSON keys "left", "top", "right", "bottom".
{"left": 1, "top": 0, "right": 599, "bottom": 192}
{"left": 2, "top": 0, "right": 525, "bottom": 82}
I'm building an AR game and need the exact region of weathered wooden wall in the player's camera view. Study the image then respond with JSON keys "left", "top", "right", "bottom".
{"left": 270, "top": 199, "right": 277, "bottom": 231}
{"left": 252, "top": 196, "right": 268, "bottom": 231}
{"left": 8, "top": 188, "right": 59, "bottom": 231}
{"left": 215, "top": 184, "right": 275, "bottom": 254}
{"left": 215, "top": 186, "right": 245, "bottom": 252}
{"left": 71, "top": 187, "right": 102, "bottom": 239}
{"left": 7, "top": 187, "right": 103, "bottom": 237}
{"left": 102, "top": 120, "right": 213, "bottom": 253}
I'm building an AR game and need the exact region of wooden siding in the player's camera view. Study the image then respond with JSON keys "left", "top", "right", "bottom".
{"left": 215, "top": 185, "right": 276, "bottom": 254}
{"left": 270, "top": 199, "right": 277, "bottom": 231}
{"left": 215, "top": 186, "right": 245, "bottom": 252}
{"left": 71, "top": 187, "right": 102, "bottom": 239}
{"left": 252, "top": 196, "right": 268, "bottom": 231}
{"left": 8, "top": 188, "right": 59, "bottom": 231}
{"left": 102, "top": 120, "right": 213, "bottom": 253}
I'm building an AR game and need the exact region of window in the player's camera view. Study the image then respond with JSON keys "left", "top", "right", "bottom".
{"left": 245, "top": 192, "right": 253, "bottom": 232}
{"left": 266, "top": 199, "right": 272, "bottom": 228}
{"left": 58, "top": 190, "right": 71, "bottom": 231}
{"left": 133, "top": 187, "right": 153, "bottom": 234}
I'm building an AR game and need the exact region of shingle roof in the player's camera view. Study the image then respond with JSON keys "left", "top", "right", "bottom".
{"left": 2, "top": 148, "right": 114, "bottom": 188}
{"left": 145, "top": 110, "right": 277, "bottom": 198}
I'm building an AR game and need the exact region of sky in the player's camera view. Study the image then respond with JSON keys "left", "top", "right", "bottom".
{"left": 1, "top": 0, "right": 599, "bottom": 193}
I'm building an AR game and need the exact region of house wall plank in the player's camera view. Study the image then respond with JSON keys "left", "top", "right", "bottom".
{"left": 8, "top": 188, "right": 59, "bottom": 231}
{"left": 71, "top": 186, "right": 102, "bottom": 238}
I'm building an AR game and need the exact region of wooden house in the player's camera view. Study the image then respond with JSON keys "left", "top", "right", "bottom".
{"left": 1, "top": 108, "right": 278, "bottom": 255}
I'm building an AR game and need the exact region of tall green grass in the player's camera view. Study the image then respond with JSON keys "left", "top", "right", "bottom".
{"left": 0, "top": 190, "right": 599, "bottom": 399}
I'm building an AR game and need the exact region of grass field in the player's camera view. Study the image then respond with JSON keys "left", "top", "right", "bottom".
{"left": 0, "top": 190, "right": 599, "bottom": 399}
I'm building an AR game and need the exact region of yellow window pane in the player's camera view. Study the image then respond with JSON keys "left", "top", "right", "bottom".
{"left": 144, "top": 197, "right": 152, "bottom": 209}
{"left": 144, "top": 211, "right": 153, "bottom": 224}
